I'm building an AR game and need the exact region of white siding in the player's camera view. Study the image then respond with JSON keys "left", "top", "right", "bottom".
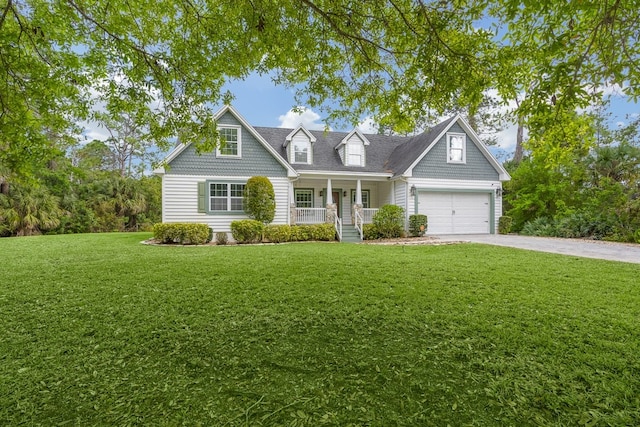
{"left": 393, "top": 181, "right": 408, "bottom": 224}
{"left": 162, "top": 175, "right": 290, "bottom": 232}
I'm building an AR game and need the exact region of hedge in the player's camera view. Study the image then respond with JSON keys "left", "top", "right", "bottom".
{"left": 230, "top": 220, "right": 264, "bottom": 244}
{"left": 153, "top": 223, "right": 212, "bottom": 245}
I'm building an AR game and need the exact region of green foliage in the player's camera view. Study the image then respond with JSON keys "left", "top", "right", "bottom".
{"left": 2, "top": 233, "right": 640, "bottom": 425}
{"left": 408, "top": 214, "right": 428, "bottom": 237}
{"left": 290, "top": 225, "right": 312, "bottom": 242}
{"left": 362, "top": 223, "right": 381, "bottom": 240}
{"left": 0, "top": 182, "right": 63, "bottom": 236}
{"left": 243, "top": 176, "right": 275, "bottom": 224}
{"left": 6, "top": 0, "right": 640, "bottom": 178}
{"left": 498, "top": 216, "right": 513, "bottom": 235}
{"left": 215, "top": 232, "right": 228, "bottom": 245}
{"left": 290, "top": 224, "right": 336, "bottom": 242}
{"left": 307, "top": 223, "right": 336, "bottom": 241}
{"left": 373, "top": 204, "right": 405, "bottom": 239}
{"left": 230, "top": 219, "right": 264, "bottom": 244}
{"left": 263, "top": 225, "right": 292, "bottom": 243}
{"left": 153, "top": 223, "right": 212, "bottom": 245}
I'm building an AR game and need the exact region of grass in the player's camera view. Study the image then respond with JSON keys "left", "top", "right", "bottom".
{"left": 1, "top": 233, "right": 639, "bottom": 426}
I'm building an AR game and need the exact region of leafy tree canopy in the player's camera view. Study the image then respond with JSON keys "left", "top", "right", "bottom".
{"left": 2, "top": 0, "right": 639, "bottom": 175}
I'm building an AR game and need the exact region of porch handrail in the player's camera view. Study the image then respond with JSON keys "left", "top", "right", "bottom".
{"left": 354, "top": 210, "right": 364, "bottom": 240}
{"left": 296, "top": 207, "right": 326, "bottom": 224}
{"left": 335, "top": 215, "right": 342, "bottom": 241}
{"left": 362, "top": 208, "right": 379, "bottom": 224}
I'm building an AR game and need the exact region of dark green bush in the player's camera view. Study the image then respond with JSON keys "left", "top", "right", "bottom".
{"left": 264, "top": 225, "right": 292, "bottom": 243}
{"left": 215, "top": 232, "right": 228, "bottom": 245}
{"left": 373, "top": 205, "right": 405, "bottom": 238}
{"left": 498, "top": 216, "right": 513, "bottom": 235}
{"left": 230, "top": 220, "right": 264, "bottom": 244}
{"left": 243, "top": 176, "right": 275, "bottom": 224}
{"left": 362, "top": 223, "right": 380, "bottom": 240}
{"left": 408, "top": 214, "right": 428, "bottom": 237}
{"left": 153, "top": 223, "right": 212, "bottom": 245}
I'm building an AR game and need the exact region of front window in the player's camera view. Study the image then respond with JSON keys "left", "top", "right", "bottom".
{"left": 351, "top": 189, "right": 370, "bottom": 208}
{"left": 293, "top": 140, "right": 310, "bottom": 164}
{"left": 447, "top": 133, "right": 466, "bottom": 163}
{"left": 209, "top": 182, "right": 245, "bottom": 211}
{"left": 295, "top": 189, "right": 313, "bottom": 208}
{"left": 218, "top": 127, "right": 240, "bottom": 157}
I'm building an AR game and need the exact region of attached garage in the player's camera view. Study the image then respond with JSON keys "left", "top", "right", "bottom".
{"left": 417, "top": 191, "right": 492, "bottom": 234}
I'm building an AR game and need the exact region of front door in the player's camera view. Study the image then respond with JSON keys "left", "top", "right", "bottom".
{"left": 332, "top": 191, "right": 341, "bottom": 218}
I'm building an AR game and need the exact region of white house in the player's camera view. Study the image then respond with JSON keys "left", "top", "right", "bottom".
{"left": 154, "top": 105, "right": 510, "bottom": 241}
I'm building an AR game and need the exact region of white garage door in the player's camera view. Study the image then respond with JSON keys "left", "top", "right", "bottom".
{"left": 418, "top": 192, "right": 491, "bottom": 234}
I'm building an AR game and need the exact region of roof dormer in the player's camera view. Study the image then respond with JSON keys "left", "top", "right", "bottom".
{"left": 335, "top": 129, "right": 370, "bottom": 167}
{"left": 283, "top": 125, "right": 316, "bottom": 164}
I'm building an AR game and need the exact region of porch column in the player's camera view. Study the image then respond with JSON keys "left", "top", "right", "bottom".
{"left": 326, "top": 178, "right": 333, "bottom": 205}
{"left": 353, "top": 179, "right": 363, "bottom": 223}
{"left": 326, "top": 178, "right": 336, "bottom": 224}
{"left": 289, "top": 181, "right": 296, "bottom": 225}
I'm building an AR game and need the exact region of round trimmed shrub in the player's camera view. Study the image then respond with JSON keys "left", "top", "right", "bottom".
{"left": 243, "top": 176, "right": 275, "bottom": 224}
{"left": 373, "top": 205, "right": 405, "bottom": 238}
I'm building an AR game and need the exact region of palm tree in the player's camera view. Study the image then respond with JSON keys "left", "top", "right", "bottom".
{"left": 0, "top": 184, "right": 63, "bottom": 236}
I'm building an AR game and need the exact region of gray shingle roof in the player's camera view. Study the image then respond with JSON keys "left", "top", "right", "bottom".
{"left": 254, "top": 118, "right": 456, "bottom": 176}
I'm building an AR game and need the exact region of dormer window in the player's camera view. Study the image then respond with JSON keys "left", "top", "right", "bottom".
{"left": 337, "top": 129, "right": 370, "bottom": 167}
{"left": 447, "top": 133, "right": 466, "bottom": 163}
{"left": 347, "top": 141, "right": 364, "bottom": 166}
{"left": 285, "top": 126, "right": 316, "bottom": 165}
{"left": 293, "top": 139, "right": 310, "bottom": 163}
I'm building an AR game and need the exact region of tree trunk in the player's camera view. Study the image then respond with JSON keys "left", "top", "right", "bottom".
{"left": 513, "top": 115, "right": 525, "bottom": 163}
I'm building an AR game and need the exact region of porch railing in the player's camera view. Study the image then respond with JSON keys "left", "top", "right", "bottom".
{"left": 296, "top": 208, "right": 326, "bottom": 224}
{"left": 362, "top": 208, "right": 379, "bottom": 224}
{"left": 354, "top": 210, "right": 364, "bottom": 240}
{"left": 335, "top": 215, "right": 342, "bottom": 241}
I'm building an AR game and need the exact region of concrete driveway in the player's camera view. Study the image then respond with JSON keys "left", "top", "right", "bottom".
{"left": 435, "top": 234, "right": 640, "bottom": 264}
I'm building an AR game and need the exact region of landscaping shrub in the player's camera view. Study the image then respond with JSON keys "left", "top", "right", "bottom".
{"left": 288, "top": 224, "right": 336, "bottom": 241}
{"left": 498, "top": 216, "right": 513, "bottom": 234}
{"left": 290, "top": 225, "right": 312, "bottom": 241}
{"left": 230, "top": 219, "right": 264, "bottom": 243}
{"left": 153, "top": 223, "right": 212, "bottom": 245}
{"left": 373, "top": 204, "right": 405, "bottom": 238}
{"left": 264, "top": 225, "right": 292, "bottom": 243}
{"left": 408, "top": 214, "right": 428, "bottom": 237}
{"left": 309, "top": 223, "right": 336, "bottom": 241}
{"left": 243, "top": 176, "right": 275, "bottom": 224}
{"left": 362, "top": 223, "right": 380, "bottom": 240}
{"left": 215, "top": 232, "right": 228, "bottom": 245}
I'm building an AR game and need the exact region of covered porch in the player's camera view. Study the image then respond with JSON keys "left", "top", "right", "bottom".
{"left": 288, "top": 176, "right": 393, "bottom": 227}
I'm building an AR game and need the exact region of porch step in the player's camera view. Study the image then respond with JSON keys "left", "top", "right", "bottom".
{"left": 341, "top": 226, "right": 362, "bottom": 243}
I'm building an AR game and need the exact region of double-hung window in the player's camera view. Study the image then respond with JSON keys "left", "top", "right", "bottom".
{"left": 293, "top": 140, "right": 310, "bottom": 164}
{"left": 447, "top": 133, "right": 466, "bottom": 163}
{"left": 217, "top": 127, "right": 241, "bottom": 157}
{"left": 209, "top": 182, "right": 245, "bottom": 212}
{"left": 295, "top": 189, "right": 313, "bottom": 208}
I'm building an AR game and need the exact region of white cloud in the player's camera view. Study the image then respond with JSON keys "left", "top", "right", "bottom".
{"left": 278, "top": 107, "right": 328, "bottom": 130}
{"left": 357, "top": 116, "right": 378, "bottom": 134}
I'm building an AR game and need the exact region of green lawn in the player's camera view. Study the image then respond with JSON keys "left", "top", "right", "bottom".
{"left": 1, "top": 233, "right": 639, "bottom": 426}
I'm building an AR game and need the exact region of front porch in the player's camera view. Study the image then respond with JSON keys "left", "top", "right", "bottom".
{"left": 289, "top": 177, "right": 391, "bottom": 241}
